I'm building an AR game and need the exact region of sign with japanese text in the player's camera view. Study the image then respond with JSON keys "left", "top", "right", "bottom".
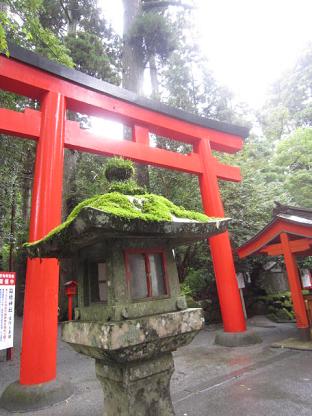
{"left": 301, "top": 269, "right": 312, "bottom": 289}
{"left": 0, "top": 272, "right": 16, "bottom": 350}
{"left": 236, "top": 272, "right": 245, "bottom": 289}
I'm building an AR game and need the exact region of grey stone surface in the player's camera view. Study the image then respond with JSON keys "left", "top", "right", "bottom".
{"left": 62, "top": 309, "right": 203, "bottom": 415}
{"left": 214, "top": 329, "right": 262, "bottom": 347}
{"left": 96, "top": 354, "right": 175, "bottom": 416}
{"left": 62, "top": 309, "right": 204, "bottom": 359}
{"left": 2, "top": 316, "right": 312, "bottom": 416}
{"left": 0, "top": 379, "right": 73, "bottom": 412}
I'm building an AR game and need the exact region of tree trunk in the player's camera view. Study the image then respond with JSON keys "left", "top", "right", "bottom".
{"left": 149, "top": 55, "right": 160, "bottom": 99}
{"left": 122, "top": 0, "right": 145, "bottom": 95}
{"left": 122, "top": 0, "right": 150, "bottom": 188}
{"left": 8, "top": 180, "right": 17, "bottom": 272}
{"left": 0, "top": 195, "right": 5, "bottom": 270}
{"left": 21, "top": 147, "right": 34, "bottom": 225}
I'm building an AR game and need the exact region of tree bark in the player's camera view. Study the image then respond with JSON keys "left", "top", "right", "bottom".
{"left": 8, "top": 180, "right": 16, "bottom": 272}
{"left": 149, "top": 55, "right": 160, "bottom": 99}
{"left": 21, "top": 147, "right": 34, "bottom": 225}
{"left": 122, "top": 0, "right": 150, "bottom": 188}
{"left": 122, "top": 0, "right": 145, "bottom": 95}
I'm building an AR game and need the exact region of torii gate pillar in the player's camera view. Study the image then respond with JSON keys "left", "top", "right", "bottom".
{"left": 280, "top": 233, "right": 310, "bottom": 341}
{"left": 0, "top": 92, "right": 74, "bottom": 412}
{"left": 197, "top": 139, "right": 261, "bottom": 347}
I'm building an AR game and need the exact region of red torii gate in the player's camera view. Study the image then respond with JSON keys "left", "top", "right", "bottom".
{"left": 237, "top": 205, "right": 312, "bottom": 340}
{"left": 0, "top": 44, "right": 249, "bottom": 388}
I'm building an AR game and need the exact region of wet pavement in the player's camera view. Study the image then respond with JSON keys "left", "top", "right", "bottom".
{"left": 1, "top": 316, "right": 312, "bottom": 415}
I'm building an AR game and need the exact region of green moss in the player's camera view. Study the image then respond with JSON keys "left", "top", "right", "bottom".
{"left": 25, "top": 192, "right": 220, "bottom": 247}
{"left": 108, "top": 179, "right": 146, "bottom": 195}
{"left": 105, "top": 157, "right": 135, "bottom": 182}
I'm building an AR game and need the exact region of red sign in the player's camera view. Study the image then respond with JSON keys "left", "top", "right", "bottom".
{"left": 0, "top": 272, "right": 16, "bottom": 350}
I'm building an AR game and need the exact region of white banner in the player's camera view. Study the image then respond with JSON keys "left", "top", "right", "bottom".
{"left": 0, "top": 272, "right": 16, "bottom": 350}
{"left": 301, "top": 269, "right": 312, "bottom": 289}
{"left": 236, "top": 272, "right": 245, "bottom": 289}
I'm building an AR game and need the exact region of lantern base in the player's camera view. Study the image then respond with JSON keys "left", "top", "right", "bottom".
{"left": 0, "top": 379, "right": 74, "bottom": 412}
{"left": 215, "top": 329, "right": 262, "bottom": 347}
{"left": 96, "top": 353, "right": 175, "bottom": 416}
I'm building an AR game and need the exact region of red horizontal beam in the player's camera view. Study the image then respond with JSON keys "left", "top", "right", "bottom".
{"left": 238, "top": 219, "right": 312, "bottom": 258}
{"left": 65, "top": 120, "right": 241, "bottom": 180}
{"left": 0, "top": 108, "right": 241, "bottom": 181}
{"left": 64, "top": 120, "right": 203, "bottom": 174}
{"left": 0, "top": 108, "right": 40, "bottom": 139}
{"left": 0, "top": 56, "right": 244, "bottom": 154}
{"left": 260, "top": 238, "right": 312, "bottom": 256}
{"left": 214, "top": 159, "right": 241, "bottom": 182}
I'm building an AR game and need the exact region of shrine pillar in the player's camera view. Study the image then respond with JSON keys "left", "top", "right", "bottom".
{"left": 280, "top": 233, "right": 310, "bottom": 341}
{"left": 196, "top": 139, "right": 261, "bottom": 346}
{"left": 0, "top": 91, "right": 73, "bottom": 412}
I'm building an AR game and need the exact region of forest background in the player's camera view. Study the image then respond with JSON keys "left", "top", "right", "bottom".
{"left": 0, "top": 0, "right": 311, "bottom": 318}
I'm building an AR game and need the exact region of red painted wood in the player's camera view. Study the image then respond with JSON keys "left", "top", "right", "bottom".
{"left": 133, "top": 125, "right": 149, "bottom": 145}
{"left": 68, "top": 295, "right": 73, "bottom": 321}
{"left": 260, "top": 238, "right": 312, "bottom": 256}
{"left": 20, "top": 92, "right": 65, "bottom": 385}
{"left": 214, "top": 159, "right": 241, "bottom": 182}
{"left": 196, "top": 139, "right": 246, "bottom": 333}
{"left": 65, "top": 120, "right": 203, "bottom": 174}
{"left": 0, "top": 109, "right": 241, "bottom": 181}
{"left": 0, "top": 56, "right": 243, "bottom": 153}
{"left": 280, "top": 233, "right": 309, "bottom": 329}
{"left": 0, "top": 108, "right": 40, "bottom": 139}
{"left": 238, "top": 220, "right": 312, "bottom": 258}
{"left": 65, "top": 120, "right": 242, "bottom": 180}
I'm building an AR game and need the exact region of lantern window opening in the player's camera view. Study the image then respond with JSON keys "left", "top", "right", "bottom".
{"left": 85, "top": 260, "right": 108, "bottom": 304}
{"left": 125, "top": 249, "right": 169, "bottom": 300}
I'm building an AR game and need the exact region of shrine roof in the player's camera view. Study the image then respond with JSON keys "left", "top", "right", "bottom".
{"left": 237, "top": 204, "right": 312, "bottom": 258}
{"left": 7, "top": 43, "right": 249, "bottom": 139}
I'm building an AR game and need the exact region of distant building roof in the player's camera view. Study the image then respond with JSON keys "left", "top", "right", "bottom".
{"left": 237, "top": 203, "right": 312, "bottom": 258}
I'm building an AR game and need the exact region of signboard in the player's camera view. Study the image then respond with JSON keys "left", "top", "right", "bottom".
{"left": 301, "top": 269, "right": 312, "bottom": 289}
{"left": 236, "top": 272, "right": 245, "bottom": 289}
{"left": 0, "top": 272, "right": 16, "bottom": 350}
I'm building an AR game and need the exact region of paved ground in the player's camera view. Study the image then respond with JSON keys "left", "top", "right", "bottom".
{"left": 1, "top": 316, "right": 312, "bottom": 415}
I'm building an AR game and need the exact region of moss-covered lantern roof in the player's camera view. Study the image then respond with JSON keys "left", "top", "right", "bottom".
{"left": 25, "top": 158, "right": 230, "bottom": 258}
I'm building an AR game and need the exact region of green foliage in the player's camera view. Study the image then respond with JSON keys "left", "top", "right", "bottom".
{"left": 272, "top": 43, "right": 312, "bottom": 127}
{"left": 183, "top": 268, "right": 212, "bottom": 297}
{"left": 105, "top": 157, "right": 135, "bottom": 182}
{"left": 65, "top": 32, "right": 120, "bottom": 84}
{"left": 128, "top": 12, "right": 176, "bottom": 65}
{"left": 0, "top": 0, "right": 74, "bottom": 66}
{"left": 273, "top": 128, "right": 312, "bottom": 207}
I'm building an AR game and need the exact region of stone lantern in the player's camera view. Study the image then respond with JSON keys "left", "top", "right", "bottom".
{"left": 26, "top": 158, "right": 230, "bottom": 416}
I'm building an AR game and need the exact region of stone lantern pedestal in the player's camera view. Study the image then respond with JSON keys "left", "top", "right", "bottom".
{"left": 63, "top": 309, "right": 203, "bottom": 415}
